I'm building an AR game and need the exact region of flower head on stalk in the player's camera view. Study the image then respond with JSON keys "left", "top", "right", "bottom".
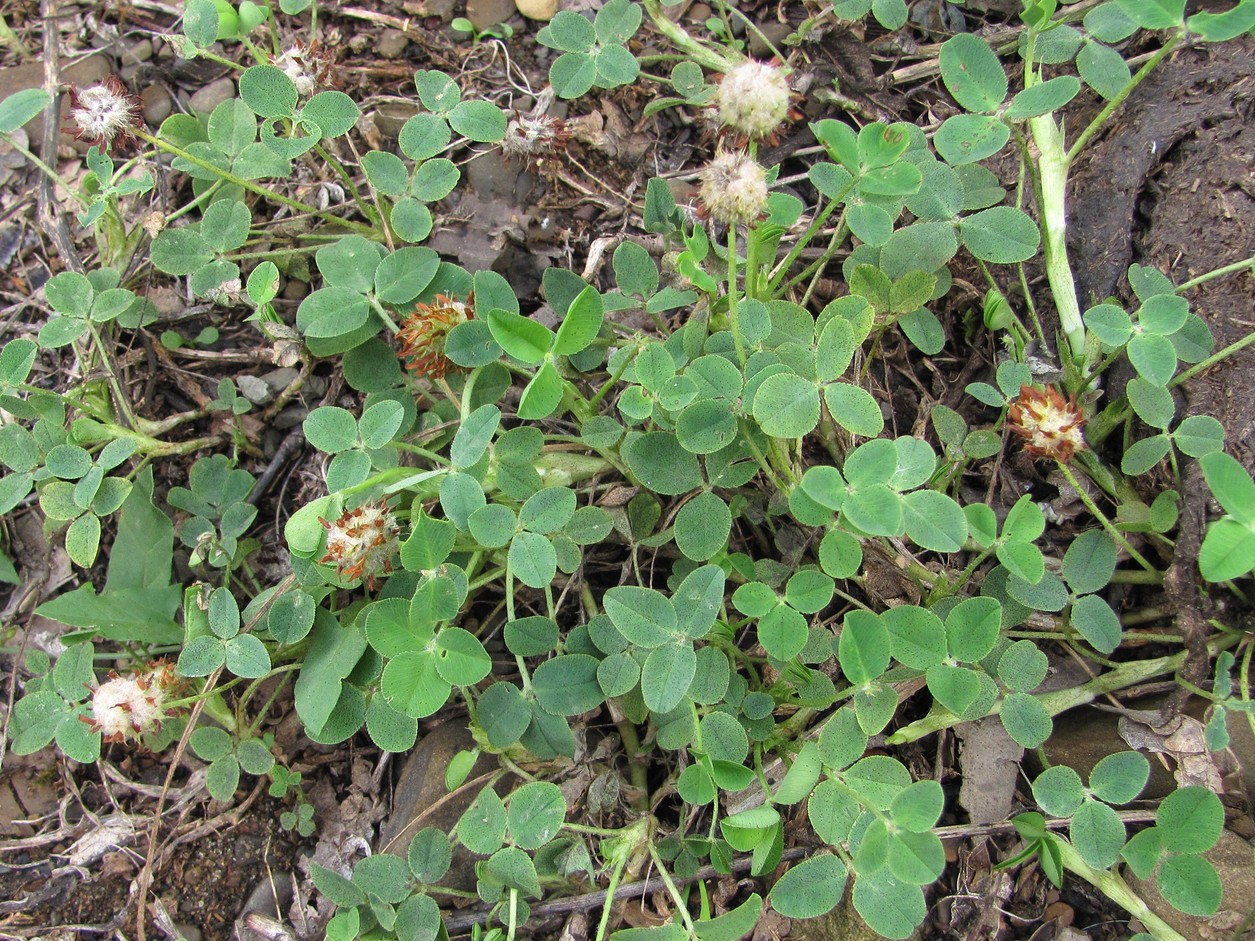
{"left": 1009, "top": 384, "right": 1087, "bottom": 462}
{"left": 319, "top": 500, "right": 400, "bottom": 587}
{"left": 396, "top": 293, "right": 474, "bottom": 380}
{"left": 271, "top": 38, "right": 337, "bottom": 97}
{"left": 68, "top": 75, "right": 142, "bottom": 153}
{"left": 83, "top": 662, "right": 182, "bottom": 745}
{"left": 714, "top": 60, "right": 793, "bottom": 143}
{"left": 699, "top": 150, "right": 769, "bottom": 225}
{"left": 501, "top": 113, "right": 570, "bottom": 166}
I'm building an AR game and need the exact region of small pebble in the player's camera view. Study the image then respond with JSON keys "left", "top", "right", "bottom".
{"left": 141, "top": 85, "right": 173, "bottom": 125}
{"left": 466, "top": 0, "right": 514, "bottom": 31}
{"left": 237, "top": 375, "right": 273, "bottom": 405}
{"left": 123, "top": 39, "right": 154, "bottom": 65}
{"left": 515, "top": 0, "right": 557, "bottom": 20}
{"left": 377, "top": 29, "right": 409, "bottom": 58}
{"left": 188, "top": 76, "right": 235, "bottom": 115}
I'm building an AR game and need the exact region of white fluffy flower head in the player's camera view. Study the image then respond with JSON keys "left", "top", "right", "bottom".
{"left": 715, "top": 61, "right": 791, "bottom": 140}
{"left": 700, "top": 151, "right": 768, "bottom": 225}
{"left": 319, "top": 499, "right": 400, "bottom": 586}
{"left": 69, "top": 76, "right": 141, "bottom": 151}
{"left": 88, "top": 663, "right": 178, "bottom": 744}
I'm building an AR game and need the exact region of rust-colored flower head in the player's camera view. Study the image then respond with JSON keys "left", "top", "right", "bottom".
{"left": 271, "top": 38, "right": 337, "bottom": 96}
{"left": 83, "top": 661, "right": 182, "bottom": 745}
{"left": 501, "top": 113, "right": 570, "bottom": 164}
{"left": 715, "top": 60, "right": 792, "bottom": 142}
{"left": 1008, "top": 384, "right": 1087, "bottom": 462}
{"left": 319, "top": 499, "right": 400, "bottom": 587}
{"left": 699, "top": 150, "right": 768, "bottom": 225}
{"left": 396, "top": 293, "right": 473, "bottom": 380}
{"left": 68, "top": 75, "right": 142, "bottom": 153}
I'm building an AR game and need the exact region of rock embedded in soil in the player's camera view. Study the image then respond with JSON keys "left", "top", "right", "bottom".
{"left": 516, "top": 0, "right": 558, "bottom": 20}
{"left": 141, "top": 84, "right": 173, "bottom": 125}
{"left": 377, "top": 29, "right": 410, "bottom": 58}
{"left": 465, "top": 0, "right": 515, "bottom": 31}
{"left": 188, "top": 76, "right": 236, "bottom": 115}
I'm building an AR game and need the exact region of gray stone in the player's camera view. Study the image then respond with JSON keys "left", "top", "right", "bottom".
{"left": 123, "top": 39, "right": 154, "bottom": 65}
{"left": 141, "top": 84, "right": 173, "bottom": 126}
{"left": 377, "top": 29, "right": 410, "bottom": 59}
{"left": 373, "top": 100, "right": 418, "bottom": 138}
{"left": 188, "top": 76, "right": 235, "bottom": 115}
{"left": 260, "top": 368, "right": 300, "bottom": 396}
{"left": 749, "top": 20, "right": 793, "bottom": 58}
{"left": 237, "top": 375, "right": 273, "bottom": 405}
{"left": 466, "top": 0, "right": 515, "bottom": 31}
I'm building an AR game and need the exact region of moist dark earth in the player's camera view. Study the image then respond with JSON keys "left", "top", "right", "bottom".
{"left": 0, "top": 3, "right": 1253, "bottom": 940}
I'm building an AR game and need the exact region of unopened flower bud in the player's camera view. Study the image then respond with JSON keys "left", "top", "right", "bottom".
{"left": 715, "top": 61, "right": 791, "bottom": 141}
{"left": 699, "top": 151, "right": 768, "bottom": 225}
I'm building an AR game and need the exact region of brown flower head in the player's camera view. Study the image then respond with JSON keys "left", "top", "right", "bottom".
{"left": 1008, "top": 384, "right": 1087, "bottom": 462}
{"left": 68, "top": 75, "right": 142, "bottom": 153}
{"left": 83, "top": 661, "right": 182, "bottom": 745}
{"left": 396, "top": 293, "right": 473, "bottom": 380}
{"left": 501, "top": 113, "right": 570, "bottom": 165}
{"left": 271, "top": 38, "right": 337, "bottom": 97}
{"left": 319, "top": 499, "right": 400, "bottom": 586}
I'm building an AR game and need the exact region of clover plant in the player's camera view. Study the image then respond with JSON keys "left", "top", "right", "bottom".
{"left": 3, "top": 1, "right": 1255, "bottom": 940}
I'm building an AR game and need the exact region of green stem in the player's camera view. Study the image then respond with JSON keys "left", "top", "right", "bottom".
{"left": 1065, "top": 34, "right": 1182, "bottom": 167}
{"left": 134, "top": 128, "right": 379, "bottom": 239}
{"left": 593, "top": 852, "right": 630, "bottom": 941}
{"left": 727, "top": 226, "right": 746, "bottom": 367}
{"left": 639, "top": 0, "right": 740, "bottom": 73}
{"left": 1054, "top": 838, "right": 1187, "bottom": 941}
{"left": 1175, "top": 252, "right": 1255, "bottom": 293}
{"left": 1028, "top": 110, "right": 1083, "bottom": 362}
{"left": 1056, "top": 461, "right": 1156, "bottom": 572}
{"left": 1170, "top": 328, "right": 1255, "bottom": 387}
{"left": 647, "top": 844, "right": 699, "bottom": 936}
{"left": 886, "top": 632, "right": 1239, "bottom": 745}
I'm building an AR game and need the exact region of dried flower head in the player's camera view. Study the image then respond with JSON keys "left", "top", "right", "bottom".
{"left": 501, "top": 114, "right": 569, "bottom": 163}
{"left": 1009, "top": 384, "right": 1087, "bottom": 462}
{"left": 699, "top": 150, "right": 769, "bottom": 225}
{"left": 319, "top": 500, "right": 400, "bottom": 586}
{"left": 84, "top": 662, "right": 181, "bottom": 745}
{"left": 396, "top": 293, "right": 474, "bottom": 380}
{"left": 68, "top": 75, "right": 142, "bottom": 153}
{"left": 271, "top": 38, "right": 336, "bottom": 97}
{"left": 715, "top": 60, "right": 792, "bottom": 141}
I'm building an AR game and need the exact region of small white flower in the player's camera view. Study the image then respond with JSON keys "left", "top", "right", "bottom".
{"left": 69, "top": 76, "right": 141, "bottom": 152}
{"left": 319, "top": 500, "right": 400, "bottom": 586}
{"left": 87, "top": 663, "right": 178, "bottom": 744}
{"left": 700, "top": 150, "right": 768, "bottom": 225}
{"left": 715, "top": 61, "right": 791, "bottom": 140}
{"left": 274, "top": 47, "right": 317, "bottom": 97}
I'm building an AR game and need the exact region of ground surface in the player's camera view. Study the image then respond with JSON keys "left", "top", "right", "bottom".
{"left": 1, "top": 2, "right": 1253, "bottom": 940}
